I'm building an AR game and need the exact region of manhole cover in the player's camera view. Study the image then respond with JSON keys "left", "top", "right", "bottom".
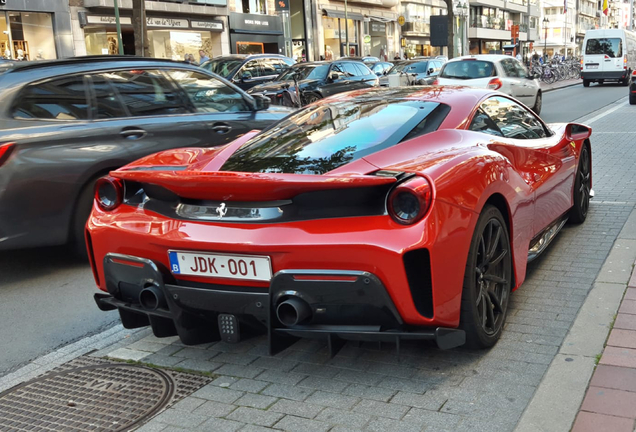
{"left": 0, "top": 364, "right": 175, "bottom": 431}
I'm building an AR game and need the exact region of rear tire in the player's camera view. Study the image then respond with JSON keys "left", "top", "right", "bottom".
{"left": 532, "top": 92, "right": 542, "bottom": 115}
{"left": 71, "top": 178, "right": 99, "bottom": 259}
{"left": 303, "top": 93, "right": 321, "bottom": 105}
{"left": 583, "top": 79, "right": 590, "bottom": 87}
{"left": 459, "top": 205, "right": 512, "bottom": 349}
{"left": 630, "top": 90, "right": 636, "bottom": 105}
{"left": 569, "top": 145, "right": 591, "bottom": 224}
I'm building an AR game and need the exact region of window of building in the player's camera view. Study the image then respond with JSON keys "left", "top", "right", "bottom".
{"left": 237, "top": 0, "right": 267, "bottom": 14}
{"left": 0, "top": 12, "right": 56, "bottom": 60}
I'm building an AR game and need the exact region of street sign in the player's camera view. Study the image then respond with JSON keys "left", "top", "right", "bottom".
{"left": 398, "top": 16, "right": 405, "bottom": 26}
{"left": 363, "top": 35, "right": 371, "bottom": 44}
{"left": 275, "top": 0, "right": 289, "bottom": 11}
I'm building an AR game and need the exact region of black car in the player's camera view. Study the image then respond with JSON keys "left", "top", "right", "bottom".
{"left": 379, "top": 59, "right": 443, "bottom": 86}
{"left": 201, "top": 54, "right": 294, "bottom": 91}
{"left": 0, "top": 56, "right": 292, "bottom": 253}
{"left": 247, "top": 60, "right": 379, "bottom": 105}
{"left": 368, "top": 61, "right": 394, "bottom": 76}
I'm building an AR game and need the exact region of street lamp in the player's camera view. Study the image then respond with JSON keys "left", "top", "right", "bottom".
{"left": 543, "top": 17, "right": 549, "bottom": 60}
{"left": 454, "top": 2, "right": 469, "bottom": 56}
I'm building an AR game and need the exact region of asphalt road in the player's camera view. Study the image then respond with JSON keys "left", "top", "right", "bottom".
{"left": 0, "top": 83, "right": 629, "bottom": 378}
{"left": 540, "top": 80, "right": 628, "bottom": 123}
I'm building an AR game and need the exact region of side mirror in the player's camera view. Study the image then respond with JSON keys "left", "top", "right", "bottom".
{"left": 565, "top": 123, "right": 591, "bottom": 141}
{"left": 253, "top": 94, "right": 270, "bottom": 111}
{"left": 330, "top": 73, "right": 339, "bottom": 81}
{"left": 428, "top": 68, "right": 434, "bottom": 74}
{"left": 241, "top": 73, "right": 251, "bottom": 81}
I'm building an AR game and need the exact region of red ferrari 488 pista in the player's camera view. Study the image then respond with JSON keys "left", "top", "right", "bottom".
{"left": 87, "top": 86, "right": 592, "bottom": 355}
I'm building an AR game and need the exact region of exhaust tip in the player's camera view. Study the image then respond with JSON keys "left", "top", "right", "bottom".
{"left": 276, "top": 297, "right": 312, "bottom": 327}
{"left": 139, "top": 285, "right": 165, "bottom": 311}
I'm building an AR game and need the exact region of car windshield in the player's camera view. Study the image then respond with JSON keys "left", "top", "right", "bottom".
{"left": 585, "top": 38, "right": 622, "bottom": 57}
{"left": 201, "top": 58, "right": 244, "bottom": 78}
{"left": 277, "top": 64, "right": 329, "bottom": 81}
{"left": 439, "top": 60, "right": 495, "bottom": 79}
{"left": 388, "top": 62, "right": 429, "bottom": 74}
{"left": 221, "top": 99, "right": 449, "bottom": 175}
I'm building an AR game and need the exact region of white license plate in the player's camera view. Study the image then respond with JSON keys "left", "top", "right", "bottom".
{"left": 586, "top": 64, "right": 598, "bottom": 69}
{"left": 168, "top": 250, "right": 272, "bottom": 282}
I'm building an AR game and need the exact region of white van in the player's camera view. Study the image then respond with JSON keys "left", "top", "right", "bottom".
{"left": 581, "top": 29, "right": 636, "bottom": 87}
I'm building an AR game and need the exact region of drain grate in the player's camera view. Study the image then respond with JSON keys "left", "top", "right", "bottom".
{"left": 0, "top": 356, "right": 212, "bottom": 431}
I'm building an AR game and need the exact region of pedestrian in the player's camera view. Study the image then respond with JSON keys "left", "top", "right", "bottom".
{"left": 199, "top": 49, "right": 210, "bottom": 65}
{"left": 183, "top": 53, "right": 195, "bottom": 65}
{"left": 404, "top": 53, "right": 408, "bottom": 60}
{"left": 394, "top": 53, "right": 401, "bottom": 60}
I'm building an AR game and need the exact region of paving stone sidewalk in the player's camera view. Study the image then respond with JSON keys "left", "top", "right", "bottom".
{"left": 572, "top": 264, "right": 636, "bottom": 432}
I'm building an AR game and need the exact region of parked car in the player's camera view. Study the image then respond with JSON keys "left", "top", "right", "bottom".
{"left": 248, "top": 60, "right": 378, "bottom": 105}
{"left": 201, "top": 54, "right": 295, "bottom": 91}
{"left": 0, "top": 56, "right": 293, "bottom": 253}
{"left": 339, "top": 56, "right": 381, "bottom": 63}
{"left": 87, "top": 86, "right": 592, "bottom": 355}
{"left": 435, "top": 54, "right": 542, "bottom": 114}
{"left": 435, "top": 55, "right": 449, "bottom": 64}
{"left": 379, "top": 59, "right": 443, "bottom": 86}
{"left": 367, "top": 61, "right": 394, "bottom": 76}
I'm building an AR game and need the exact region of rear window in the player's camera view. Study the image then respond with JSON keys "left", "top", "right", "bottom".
{"left": 221, "top": 99, "right": 450, "bottom": 175}
{"left": 585, "top": 38, "right": 622, "bottom": 57}
{"left": 440, "top": 60, "right": 496, "bottom": 79}
{"left": 388, "top": 62, "right": 429, "bottom": 75}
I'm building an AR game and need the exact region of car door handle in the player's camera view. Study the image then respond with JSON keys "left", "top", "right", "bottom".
{"left": 210, "top": 123, "right": 232, "bottom": 134}
{"left": 120, "top": 128, "right": 147, "bottom": 140}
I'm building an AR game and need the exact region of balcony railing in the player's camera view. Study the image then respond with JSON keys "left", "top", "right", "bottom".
{"left": 471, "top": 18, "right": 527, "bottom": 32}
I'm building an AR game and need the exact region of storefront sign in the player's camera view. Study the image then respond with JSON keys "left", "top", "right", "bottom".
{"left": 229, "top": 12, "right": 283, "bottom": 34}
{"left": 363, "top": 35, "right": 371, "bottom": 44}
{"left": 370, "top": 22, "right": 386, "bottom": 35}
{"left": 191, "top": 20, "right": 224, "bottom": 31}
{"left": 87, "top": 15, "right": 132, "bottom": 25}
{"left": 146, "top": 17, "right": 189, "bottom": 28}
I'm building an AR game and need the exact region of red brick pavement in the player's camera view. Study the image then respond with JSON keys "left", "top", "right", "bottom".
{"left": 572, "top": 275, "right": 636, "bottom": 431}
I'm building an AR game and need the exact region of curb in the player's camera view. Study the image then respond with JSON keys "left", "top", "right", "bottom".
{"left": 541, "top": 80, "right": 581, "bottom": 93}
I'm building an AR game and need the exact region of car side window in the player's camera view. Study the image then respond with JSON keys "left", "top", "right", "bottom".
{"left": 353, "top": 63, "right": 372, "bottom": 76}
{"left": 512, "top": 59, "right": 530, "bottom": 78}
{"left": 330, "top": 64, "right": 346, "bottom": 80}
{"left": 105, "top": 70, "right": 188, "bottom": 117}
{"left": 89, "top": 74, "right": 128, "bottom": 119}
{"left": 259, "top": 59, "right": 278, "bottom": 76}
{"left": 166, "top": 69, "right": 251, "bottom": 113}
{"left": 500, "top": 59, "right": 521, "bottom": 78}
{"left": 468, "top": 108, "right": 504, "bottom": 137}
{"left": 480, "top": 96, "right": 547, "bottom": 139}
{"left": 13, "top": 76, "right": 89, "bottom": 120}
{"left": 239, "top": 60, "right": 262, "bottom": 79}
{"left": 342, "top": 62, "right": 360, "bottom": 77}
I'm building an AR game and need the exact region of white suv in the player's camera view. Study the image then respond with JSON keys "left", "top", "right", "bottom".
{"left": 434, "top": 54, "right": 542, "bottom": 114}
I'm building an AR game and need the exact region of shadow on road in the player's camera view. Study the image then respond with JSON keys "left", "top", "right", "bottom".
{"left": 0, "top": 245, "right": 90, "bottom": 286}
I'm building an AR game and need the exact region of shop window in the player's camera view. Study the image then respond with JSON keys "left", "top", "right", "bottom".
{"left": 90, "top": 75, "right": 128, "bottom": 119}
{"left": 0, "top": 12, "right": 56, "bottom": 60}
{"left": 105, "top": 70, "right": 188, "bottom": 117}
{"left": 237, "top": 42, "right": 264, "bottom": 55}
{"left": 166, "top": 70, "right": 251, "bottom": 113}
{"left": 13, "top": 76, "right": 89, "bottom": 120}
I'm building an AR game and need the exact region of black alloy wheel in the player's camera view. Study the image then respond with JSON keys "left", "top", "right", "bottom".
{"left": 304, "top": 93, "right": 321, "bottom": 105}
{"left": 459, "top": 205, "right": 512, "bottom": 348}
{"left": 569, "top": 145, "right": 591, "bottom": 224}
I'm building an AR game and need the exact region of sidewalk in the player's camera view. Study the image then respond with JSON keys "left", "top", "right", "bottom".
{"left": 571, "top": 266, "right": 636, "bottom": 432}
{"left": 540, "top": 77, "right": 580, "bottom": 92}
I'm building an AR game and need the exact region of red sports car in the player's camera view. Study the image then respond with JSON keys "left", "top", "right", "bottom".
{"left": 87, "top": 87, "right": 592, "bottom": 355}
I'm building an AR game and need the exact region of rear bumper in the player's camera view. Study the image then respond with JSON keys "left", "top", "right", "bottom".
{"left": 95, "top": 253, "right": 465, "bottom": 355}
{"left": 581, "top": 71, "right": 628, "bottom": 80}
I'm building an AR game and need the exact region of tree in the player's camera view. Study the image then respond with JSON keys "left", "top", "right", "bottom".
{"left": 445, "top": 0, "right": 455, "bottom": 59}
{"left": 132, "top": 0, "right": 149, "bottom": 56}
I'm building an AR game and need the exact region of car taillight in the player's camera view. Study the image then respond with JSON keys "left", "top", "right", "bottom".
{"left": 387, "top": 176, "right": 432, "bottom": 225}
{"left": 624, "top": 57, "right": 628, "bottom": 69}
{"left": 487, "top": 78, "right": 502, "bottom": 90}
{"left": 95, "top": 176, "right": 123, "bottom": 211}
{"left": 580, "top": 58, "right": 583, "bottom": 70}
{"left": 0, "top": 142, "right": 16, "bottom": 167}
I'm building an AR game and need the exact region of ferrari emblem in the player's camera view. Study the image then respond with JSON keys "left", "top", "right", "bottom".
{"left": 215, "top": 203, "right": 227, "bottom": 218}
{"left": 570, "top": 141, "right": 576, "bottom": 148}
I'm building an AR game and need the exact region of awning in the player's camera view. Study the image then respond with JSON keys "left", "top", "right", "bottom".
{"left": 368, "top": 15, "right": 396, "bottom": 23}
{"left": 322, "top": 9, "right": 365, "bottom": 21}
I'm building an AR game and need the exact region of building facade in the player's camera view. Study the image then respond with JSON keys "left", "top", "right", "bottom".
{"left": 71, "top": 0, "right": 228, "bottom": 60}
{"left": 401, "top": 0, "right": 448, "bottom": 57}
{"left": 0, "top": 0, "right": 73, "bottom": 60}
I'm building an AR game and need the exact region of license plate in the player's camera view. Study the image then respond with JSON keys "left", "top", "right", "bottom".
{"left": 168, "top": 250, "right": 272, "bottom": 282}
{"left": 586, "top": 64, "right": 598, "bottom": 69}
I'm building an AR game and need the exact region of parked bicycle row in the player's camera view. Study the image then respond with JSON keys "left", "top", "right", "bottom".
{"left": 529, "top": 58, "right": 581, "bottom": 84}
